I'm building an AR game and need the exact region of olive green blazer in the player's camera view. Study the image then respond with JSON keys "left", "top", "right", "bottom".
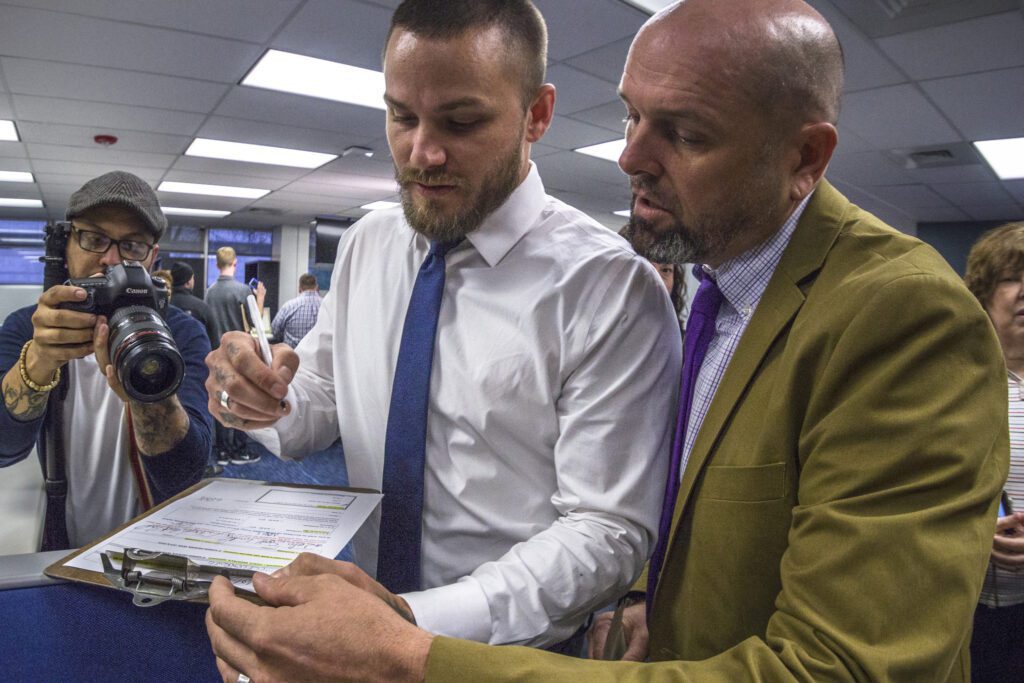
{"left": 426, "top": 180, "right": 1009, "bottom": 681}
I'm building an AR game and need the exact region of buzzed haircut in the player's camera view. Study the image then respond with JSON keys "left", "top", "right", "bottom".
{"left": 215, "top": 246, "right": 236, "bottom": 270}
{"left": 298, "top": 273, "right": 317, "bottom": 290}
{"left": 385, "top": 0, "right": 548, "bottom": 108}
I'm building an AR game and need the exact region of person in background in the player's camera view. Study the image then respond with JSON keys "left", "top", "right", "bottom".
{"left": 204, "top": 1, "right": 1008, "bottom": 681}
{"left": 169, "top": 261, "right": 215, "bottom": 343}
{"left": 964, "top": 221, "right": 1024, "bottom": 682}
{"left": 204, "top": 246, "right": 264, "bottom": 466}
{"left": 0, "top": 170, "right": 210, "bottom": 550}
{"left": 271, "top": 273, "right": 321, "bottom": 348}
{"left": 204, "top": 0, "right": 679, "bottom": 674}
{"left": 152, "top": 269, "right": 174, "bottom": 299}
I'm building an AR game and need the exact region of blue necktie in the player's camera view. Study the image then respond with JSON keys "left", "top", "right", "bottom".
{"left": 646, "top": 271, "right": 723, "bottom": 617}
{"left": 378, "top": 238, "right": 461, "bottom": 593}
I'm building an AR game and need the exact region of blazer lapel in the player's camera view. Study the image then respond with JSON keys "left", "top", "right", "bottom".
{"left": 658, "top": 181, "right": 851, "bottom": 572}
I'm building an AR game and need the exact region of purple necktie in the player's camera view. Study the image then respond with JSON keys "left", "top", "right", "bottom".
{"left": 646, "top": 271, "right": 723, "bottom": 616}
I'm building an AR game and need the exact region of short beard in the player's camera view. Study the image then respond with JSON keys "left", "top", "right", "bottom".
{"left": 623, "top": 140, "right": 784, "bottom": 266}
{"left": 396, "top": 134, "right": 524, "bottom": 242}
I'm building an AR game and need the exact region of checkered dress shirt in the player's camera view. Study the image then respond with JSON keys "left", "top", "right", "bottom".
{"left": 680, "top": 193, "right": 813, "bottom": 472}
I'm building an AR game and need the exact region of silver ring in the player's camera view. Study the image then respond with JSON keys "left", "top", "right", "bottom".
{"left": 218, "top": 390, "right": 231, "bottom": 411}
{"left": 237, "top": 675, "right": 251, "bottom": 683}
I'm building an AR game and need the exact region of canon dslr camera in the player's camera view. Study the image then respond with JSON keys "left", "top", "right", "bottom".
{"left": 60, "top": 262, "right": 184, "bottom": 403}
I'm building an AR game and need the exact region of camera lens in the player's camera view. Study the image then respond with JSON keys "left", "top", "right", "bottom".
{"left": 108, "top": 305, "right": 184, "bottom": 403}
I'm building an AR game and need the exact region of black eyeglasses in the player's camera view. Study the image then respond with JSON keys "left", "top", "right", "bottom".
{"left": 68, "top": 224, "right": 154, "bottom": 261}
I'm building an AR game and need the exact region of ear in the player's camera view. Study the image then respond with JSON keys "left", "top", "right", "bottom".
{"left": 788, "top": 122, "right": 838, "bottom": 202}
{"left": 148, "top": 244, "right": 160, "bottom": 271}
{"left": 524, "top": 84, "right": 556, "bottom": 144}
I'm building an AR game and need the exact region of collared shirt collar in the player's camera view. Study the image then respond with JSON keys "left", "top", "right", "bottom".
{"left": 697, "top": 190, "right": 815, "bottom": 320}
{"left": 465, "top": 161, "right": 546, "bottom": 267}
{"left": 407, "top": 162, "right": 547, "bottom": 268}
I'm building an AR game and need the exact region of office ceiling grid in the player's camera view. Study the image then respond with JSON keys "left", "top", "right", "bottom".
{"left": 0, "top": 0, "right": 1020, "bottom": 231}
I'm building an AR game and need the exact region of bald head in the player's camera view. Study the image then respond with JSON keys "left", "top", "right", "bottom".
{"left": 639, "top": 0, "right": 843, "bottom": 129}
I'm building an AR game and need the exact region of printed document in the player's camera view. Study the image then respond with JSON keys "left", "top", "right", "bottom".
{"left": 67, "top": 479, "right": 381, "bottom": 589}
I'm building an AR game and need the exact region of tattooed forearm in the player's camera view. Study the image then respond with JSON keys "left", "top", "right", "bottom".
{"left": 2, "top": 367, "right": 51, "bottom": 422}
{"left": 131, "top": 394, "right": 190, "bottom": 456}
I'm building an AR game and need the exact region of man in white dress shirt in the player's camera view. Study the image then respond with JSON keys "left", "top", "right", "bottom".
{"left": 203, "top": 0, "right": 681, "bottom": 655}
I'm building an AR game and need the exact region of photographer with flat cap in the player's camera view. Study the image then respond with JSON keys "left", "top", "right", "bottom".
{"left": 0, "top": 170, "right": 212, "bottom": 551}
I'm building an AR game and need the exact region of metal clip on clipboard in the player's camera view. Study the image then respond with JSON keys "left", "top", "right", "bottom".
{"left": 100, "top": 548, "right": 257, "bottom": 607}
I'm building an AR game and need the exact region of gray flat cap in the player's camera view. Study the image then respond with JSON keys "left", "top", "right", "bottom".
{"left": 66, "top": 170, "right": 167, "bottom": 239}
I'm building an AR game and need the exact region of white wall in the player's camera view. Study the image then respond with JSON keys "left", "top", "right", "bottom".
{"left": 0, "top": 284, "right": 43, "bottom": 322}
{"left": 275, "top": 223, "right": 313, "bottom": 304}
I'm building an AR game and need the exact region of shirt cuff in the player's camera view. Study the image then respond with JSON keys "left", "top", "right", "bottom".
{"left": 401, "top": 578, "right": 493, "bottom": 643}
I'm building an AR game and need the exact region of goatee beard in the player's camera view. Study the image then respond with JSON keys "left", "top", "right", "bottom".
{"left": 396, "top": 145, "right": 523, "bottom": 242}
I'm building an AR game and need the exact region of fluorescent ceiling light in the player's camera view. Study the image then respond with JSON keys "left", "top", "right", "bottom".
{"left": 613, "top": 209, "right": 631, "bottom": 218}
{"left": 163, "top": 207, "right": 232, "bottom": 218}
{"left": 0, "top": 171, "right": 33, "bottom": 183}
{"left": 0, "top": 120, "right": 19, "bottom": 142}
{"left": 158, "top": 181, "right": 269, "bottom": 199}
{"left": 0, "top": 198, "right": 43, "bottom": 208}
{"left": 361, "top": 201, "right": 400, "bottom": 210}
{"left": 974, "top": 137, "right": 1024, "bottom": 180}
{"left": 186, "top": 138, "right": 337, "bottom": 169}
{"left": 575, "top": 139, "right": 626, "bottom": 163}
{"left": 242, "top": 49, "right": 386, "bottom": 111}
{"left": 621, "top": 0, "right": 675, "bottom": 13}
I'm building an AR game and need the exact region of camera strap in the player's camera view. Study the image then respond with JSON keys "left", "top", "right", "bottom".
{"left": 124, "top": 406, "right": 155, "bottom": 513}
{"left": 39, "top": 372, "right": 70, "bottom": 552}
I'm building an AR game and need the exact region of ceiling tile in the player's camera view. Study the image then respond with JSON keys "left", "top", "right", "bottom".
{"left": 876, "top": 11, "right": 1024, "bottom": 80}
{"left": 905, "top": 164, "right": 997, "bottom": 184}
{"left": 215, "top": 86, "right": 385, "bottom": 136}
{"left": 563, "top": 37, "right": 632, "bottom": 84}
{"left": 866, "top": 184, "right": 953, "bottom": 209}
{"left": 570, "top": 101, "right": 628, "bottom": 134}
{"left": 962, "top": 204, "right": 1024, "bottom": 222}
{"left": 827, "top": 150, "right": 915, "bottom": 186}
{"left": 542, "top": 116, "right": 622, "bottom": 151}
{"left": 25, "top": 142, "right": 175, "bottom": 170}
{"left": 535, "top": 0, "right": 646, "bottom": 61}
{"left": 931, "top": 181, "right": 1015, "bottom": 208}
{"left": 0, "top": 5, "right": 263, "bottom": 82}
{"left": 840, "top": 84, "right": 961, "bottom": 149}
{"left": 168, "top": 156, "right": 307, "bottom": 184}
{"left": 271, "top": 0, "right": 393, "bottom": 71}
{"left": 1, "top": 0, "right": 302, "bottom": 43}
{"left": 546, "top": 65, "right": 618, "bottom": 116}
{"left": 197, "top": 116, "right": 361, "bottom": 156}
{"left": 2, "top": 58, "right": 228, "bottom": 114}
{"left": 1005, "top": 180, "right": 1024, "bottom": 204}
{"left": 808, "top": 0, "right": 908, "bottom": 92}
{"left": 16, "top": 122, "right": 190, "bottom": 155}
{"left": 0, "top": 141, "right": 28, "bottom": 159}
{"left": 12, "top": 95, "right": 205, "bottom": 136}
{"left": 920, "top": 67, "right": 1024, "bottom": 141}
{"left": 29, "top": 160, "right": 162, "bottom": 183}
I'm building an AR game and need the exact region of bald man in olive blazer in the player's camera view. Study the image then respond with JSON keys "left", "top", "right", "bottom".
{"left": 425, "top": 180, "right": 1008, "bottom": 681}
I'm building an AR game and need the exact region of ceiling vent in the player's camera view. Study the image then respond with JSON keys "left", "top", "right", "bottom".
{"left": 244, "top": 207, "right": 283, "bottom": 216}
{"left": 886, "top": 142, "right": 983, "bottom": 169}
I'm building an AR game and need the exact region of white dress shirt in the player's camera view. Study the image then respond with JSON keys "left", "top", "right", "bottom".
{"left": 253, "top": 164, "right": 681, "bottom": 646}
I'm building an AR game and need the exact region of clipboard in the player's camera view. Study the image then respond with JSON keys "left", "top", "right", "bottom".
{"left": 44, "top": 477, "right": 380, "bottom": 606}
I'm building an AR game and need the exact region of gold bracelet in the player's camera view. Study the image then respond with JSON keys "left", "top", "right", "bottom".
{"left": 18, "top": 340, "right": 61, "bottom": 393}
